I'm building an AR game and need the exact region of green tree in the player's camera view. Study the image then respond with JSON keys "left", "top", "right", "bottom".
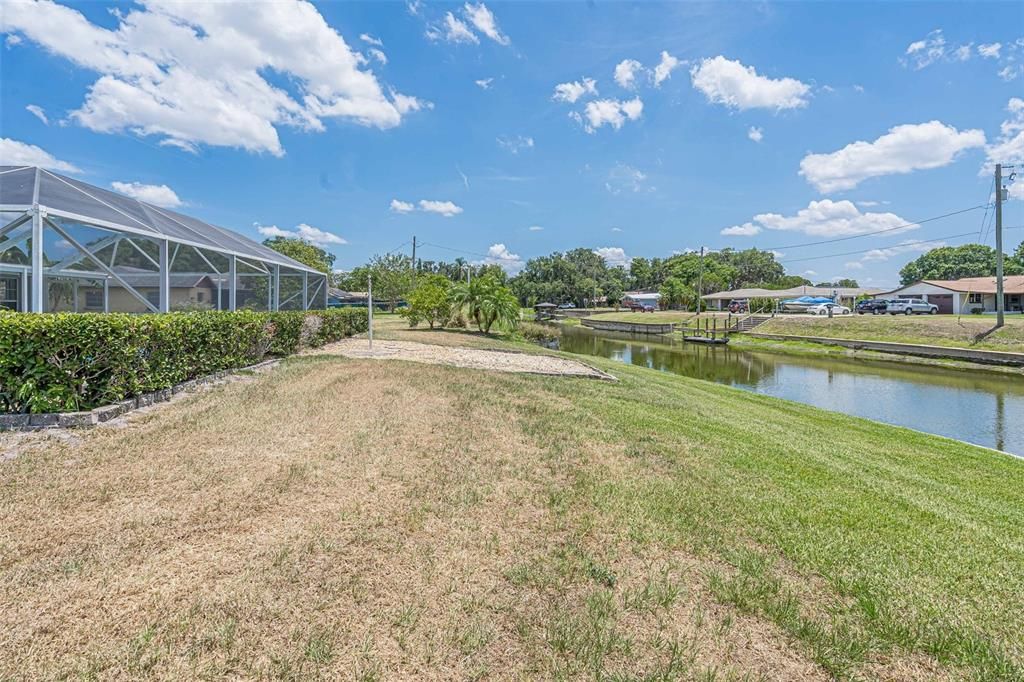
{"left": 815, "top": 279, "right": 860, "bottom": 288}
{"left": 899, "top": 244, "right": 1024, "bottom": 285}
{"left": 402, "top": 274, "right": 451, "bottom": 328}
{"left": 262, "top": 236, "right": 335, "bottom": 273}
{"left": 765, "top": 275, "right": 813, "bottom": 289}
{"left": 603, "top": 280, "right": 624, "bottom": 309}
{"left": 368, "top": 253, "right": 414, "bottom": 311}
{"left": 1014, "top": 240, "right": 1024, "bottom": 267}
{"left": 451, "top": 274, "right": 519, "bottom": 333}
{"left": 659, "top": 277, "right": 693, "bottom": 309}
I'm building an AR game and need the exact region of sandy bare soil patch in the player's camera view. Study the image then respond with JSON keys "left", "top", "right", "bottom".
{"left": 320, "top": 337, "right": 616, "bottom": 380}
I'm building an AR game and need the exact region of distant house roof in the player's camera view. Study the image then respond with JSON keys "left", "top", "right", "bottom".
{"left": 624, "top": 291, "right": 661, "bottom": 299}
{"left": 534, "top": 302, "right": 558, "bottom": 308}
{"left": 882, "top": 275, "right": 1024, "bottom": 295}
{"left": 329, "top": 288, "right": 367, "bottom": 300}
{"left": 702, "top": 285, "right": 885, "bottom": 300}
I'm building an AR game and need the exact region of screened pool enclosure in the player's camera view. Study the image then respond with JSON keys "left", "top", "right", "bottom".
{"left": 0, "top": 166, "right": 328, "bottom": 313}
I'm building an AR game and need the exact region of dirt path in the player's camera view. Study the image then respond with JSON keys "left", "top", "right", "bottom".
{"left": 320, "top": 338, "right": 616, "bottom": 380}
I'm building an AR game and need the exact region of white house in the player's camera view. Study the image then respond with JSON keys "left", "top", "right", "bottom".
{"left": 879, "top": 276, "right": 1024, "bottom": 315}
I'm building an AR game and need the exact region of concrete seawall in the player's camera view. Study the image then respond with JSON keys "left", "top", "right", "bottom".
{"left": 746, "top": 333, "right": 1024, "bottom": 367}
{"left": 581, "top": 319, "right": 675, "bottom": 335}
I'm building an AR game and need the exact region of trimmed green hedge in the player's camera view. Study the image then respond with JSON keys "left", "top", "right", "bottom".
{"left": 0, "top": 308, "right": 367, "bottom": 414}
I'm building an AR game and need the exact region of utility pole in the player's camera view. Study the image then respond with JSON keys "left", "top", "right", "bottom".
{"left": 411, "top": 235, "right": 417, "bottom": 282}
{"left": 995, "top": 164, "right": 1004, "bottom": 329}
{"left": 367, "top": 273, "right": 373, "bottom": 350}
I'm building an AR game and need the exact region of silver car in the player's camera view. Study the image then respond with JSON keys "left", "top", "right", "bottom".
{"left": 887, "top": 298, "right": 938, "bottom": 315}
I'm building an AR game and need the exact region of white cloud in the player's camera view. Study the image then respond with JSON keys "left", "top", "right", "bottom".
{"left": 800, "top": 121, "right": 986, "bottom": 192}
{"left": 477, "top": 243, "right": 523, "bottom": 273}
{"left": 605, "top": 163, "right": 650, "bottom": 194}
{"left": 256, "top": 222, "right": 347, "bottom": 246}
{"left": 998, "top": 64, "right": 1024, "bottom": 81}
{"left": 360, "top": 33, "right": 383, "bottom": 47}
{"left": 860, "top": 239, "right": 942, "bottom": 262}
{"left": 984, "top": 98, "right": 1024, "bottom": 179}
{"left": 573, "top": 97, "right": 643, "bottom": 133}
{"left": 724, "top": 200, "right": 914, "bottom": 238}
{"left": 720, "top": 222, "right": 762, "bottom": 237}
{"left": 429, "top": 12, "right": 479, "bottom": 44}
{"left": 978, "top": 43, "right": 1002, "bottom": 59}
{"left": 903, "top": 29, "right": 947, "bottom": 69}
{"left": 552, "top": 77, "right": 598, "bottom": 103}
{"left": 528, "top": 225, "right": 543, "bottom": 231}
{"left": 418, "top": 199, "right": 463, "bottom": 217}
{"left": 803, "top": 270, "right": 817, "bottom": 276}
{"left": 5, "top": 34, "right": 22, "bottom": 47}
{"left": 0, "top": 0, "right": 421, "bottom": 157}
{"left": 390, "top": 199, "right": 415, "bottom": 213}
{"left": 0, "top": 137, "right": 80, "bottom": 173}
{"left": 475, "top": 77, "right": 494, "bottom": 90}
{"left": 406, "top": 0, "right": 422, "bottom": 16}
{"left": 25, "top": 104, "right": 48, "bottom": 125}
{"left": 496, "top": 134, "right": 534, "bottom": 154}
{"left": 611, "top": 227, "right": 623, "bottom": 232}
{"left": 690, "top": 56, "right": 810, "bottom": 111}
{"left": 844, "top": 262, "right": 864, "bottom": 270}
{"left": 747, "top": 126, "right": 763, "bottom": 143}
{"left": 367, "top": 48, "right": 387, "bottom": 65}
{"left": 593, "top": 246, "right": 630, "bottom": 268}
{"left": 390, "top": 91, "right": 432, "bottom": 115}
{"left": 614, "top": 59, "right": 643, "bottom": 89}
{"left": 463, "top": 2, "right": 509, "bottom": 46}
{"left": 653, "top": 51, "right": 681, "bottom": 86}
{"left": 110, "top": 181, "right": 182, "bottom": 208}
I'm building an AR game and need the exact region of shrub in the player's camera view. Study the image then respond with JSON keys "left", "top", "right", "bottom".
{"left": 517, "top": 321, "right": 560, "bottom": 344}
{"left": 0, "top": 308, "right": 367, "bottom": 414}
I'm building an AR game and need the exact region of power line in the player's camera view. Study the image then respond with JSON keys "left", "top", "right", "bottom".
{"left": 780, "top": 230, "right": 981, "bottom": 264}
{"left": 418, "top": 240, "right": 522, "bottom": 262}
{"left": 761, "top": 204, "right": 989, "bottom": 251}
{"left": 978, "top": 178, "right": 995, "bottom": 241}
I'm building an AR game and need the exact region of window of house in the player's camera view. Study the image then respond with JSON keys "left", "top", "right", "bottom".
{"left": 0, "top": 277, "right": 18, "bottom": 311}
{"left": 146, "top": 290, "right": 160, "bottom": 307}
{"left": 196, "top": 291, "right": 205, "bottom": 303}
{"left": 968, "top": 293, "right": 983, "bottom": 304}
{"left": 85, "top": 290, "right": 103, "bottom": 309}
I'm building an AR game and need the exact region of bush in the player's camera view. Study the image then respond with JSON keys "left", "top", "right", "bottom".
{"left": 517, "top": 321, "right": 560, "bottom": 344}
{"left": 0, "top": 308, "right": 367, "bottom": 414}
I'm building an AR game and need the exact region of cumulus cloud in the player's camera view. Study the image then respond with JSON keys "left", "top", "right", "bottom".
{"left": 0, "top": 0, "right": 422, "bottom": 156}
{"left": 390, "top": 199, "right": 415, "bottom": 213}
{"left": 614, "top": 59, "right": 643, "bottom": 89}
{"left": 722, "top": 200, "right": 914, "bottom": 238}
{"left": 463, "top": 2, "right": 509, "bottom": 45}
{"left": 0, "top": 137, "right": 80, "bottom": 172}
{"left": 360, "top": 33, "right": 383, "bottom": 47}
{"left": 552, "top": 77, "right": 598, "bottom": 103}
{"left": 902, "top": 30, "right": 1024, "bottom": 79}
{"left": 572, "top": 97, "right": 643, "bottom": 133}
{"left": 25, "top": 104, "right": 48, "bottom": 125}
{"left": 747, "top": 126, "right": 763, "bottom": 143}
{"left": 110, "top": 180, "right": 183, "bottom": 208}
{"left": 475, "top": 77, "right": 494, "bottom": 89}
{"left": 978, "top": 42, "right": 1002, "bottom": 59}
{"left": 611, "top": 227, "right": 623, "bottom": 232}
{"left": 903, "top": 29, "right": 948, "bottom": 69}
{"left": 593, "top": 247, "right": 630, "bottom": 268}
{"left": 800, "top": 121, "right": 986, "bottom": 193}
{"left": 418, "top": 199, "right": 463, "bottom": 217}
{"left": 690, "top": 56, "right": 810, "bottom": 111}
{"left": 428, "top": 12, "right": 479, "bottom": 44}
{"left": 476, "top": 243, "right": 523, "bottom": 273}
{"left": 366, "top": 48, "right": 387, "bottom": 65}
{"left": 859, "top": 239, "right": 943, "bottom": 262}
{"left": 653, "top": 51, "right": 681, "bottom": 86}
{"left": 528, "top": 225, "right": 543, "bottom": 231}
{"left": 496, "top": 134, "right": 534, "bottom": 154}
{"left": 983, "top": 97, "right": 1024, "bottom": 178}
{"left": 605, "top": 163, "right": 650, "bottom": 194}
{"left": 256, "top": 222, "right": 347, "bottom": 246}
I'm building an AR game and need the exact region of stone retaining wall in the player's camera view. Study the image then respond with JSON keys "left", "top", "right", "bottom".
{"left": 0, "top": 359, "right": 280, "bottom": 432}
{"left": 745, "top": 333, "right": 1024, "bottom": 367}
{"left": 581, "top": 318, "right": 675, "bottom": 335}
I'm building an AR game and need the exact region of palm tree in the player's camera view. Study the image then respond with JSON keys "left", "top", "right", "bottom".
{"left": 450, "top": 274, "right": 519, "bottom": 333}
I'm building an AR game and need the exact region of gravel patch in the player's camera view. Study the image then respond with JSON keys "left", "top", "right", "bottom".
{"left": 321, "top": 338, "right": 616, "bottom": 380}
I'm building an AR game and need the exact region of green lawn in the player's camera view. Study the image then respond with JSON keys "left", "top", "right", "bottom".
{"left": 2, "top": 325, "right": 1022, "bottom": 680}
{"left": 755, "top": 314, "right": 1024, "bottom": 353}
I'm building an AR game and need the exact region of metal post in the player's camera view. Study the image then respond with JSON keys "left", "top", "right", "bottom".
{"left": 228, "top": 255, "right": 237, "bottom": 311}
{"left": 697, "top": 246, "right": 704, "bottom": 316}
{"left": 302, "top": 271, "right": 308, "bottom": 310}
{"left": 995, "top": 163, "right": 1004, "bottom": 329}
{"left": 73, "top": 279, "right": 79, "bottom": 313}
{"left": 103, "top": 278, "right": 109, "bottom": 313}
{"left": 273, "top": 265, "right": 280, "bottom": 311}
{"left": 367, "top": 273, "right": 373, "bottom": 350}
{"left": 158, "top": 239, "right": 170, "bottom": 313}
{"left": 30, "top": 207, "right": 44, "bottom": 312}
{"left": 20, "top": 269, "right": 28, "bottom": 312}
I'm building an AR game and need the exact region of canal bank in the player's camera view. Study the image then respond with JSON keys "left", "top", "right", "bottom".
{"left": 557, "top": 324, "right": 1024, "bottom": 456}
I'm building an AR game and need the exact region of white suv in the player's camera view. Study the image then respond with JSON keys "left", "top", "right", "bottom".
{"left": 887, "top": 298, "right": 938, "bottom": 315}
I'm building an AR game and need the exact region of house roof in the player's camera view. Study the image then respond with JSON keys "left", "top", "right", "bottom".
{"left": 702, "top": 285, "right": 885, "bottom": 300}
{"left": 884, "top": 275, "right": 1024, "bottom": 295}
{"left": 1, "top": 165, "right": 321, "bottom": 275}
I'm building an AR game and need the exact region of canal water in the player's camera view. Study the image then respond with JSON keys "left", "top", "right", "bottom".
{"left": 557, "top": 325, "right": 1024, "bottom": 457}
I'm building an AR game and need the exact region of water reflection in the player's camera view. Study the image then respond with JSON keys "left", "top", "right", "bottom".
{"left": 558, "top": 325, "right": 1024, "bottom": 456}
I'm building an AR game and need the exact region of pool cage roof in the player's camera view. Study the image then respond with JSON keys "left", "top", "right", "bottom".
{"left": 0, "top": 166, "right": 328, "bottom": 313}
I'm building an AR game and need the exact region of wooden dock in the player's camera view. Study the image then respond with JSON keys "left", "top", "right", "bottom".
{"left": 679, "top": 316, "right": 731, "bottom": 344}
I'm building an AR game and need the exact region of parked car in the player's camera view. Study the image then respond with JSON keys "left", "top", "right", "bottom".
{"left": 557, "top": 302, "right": 576, "bottom": 309}
{"left": 887, "top": 298, "right": 938, "bottom": 315}
{"left": 806, "top": 302, "right": 851, "bottom": 316}
{"left": 727, "top": 299, "right": 749, "bottom": 313}
{"left": 855, "top": 298, "right": 890, "bottom": 315}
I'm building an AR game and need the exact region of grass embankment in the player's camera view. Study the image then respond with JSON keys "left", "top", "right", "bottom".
{"left": 754, "top": 314, "right": 1024, "bottom": 353}
{"left": 2, "top": 321, "right": 1022, "bottom": 680}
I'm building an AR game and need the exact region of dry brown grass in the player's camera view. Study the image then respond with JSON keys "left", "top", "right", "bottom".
{"left": 0, "top": 351, "right": 830, "bottom": 680}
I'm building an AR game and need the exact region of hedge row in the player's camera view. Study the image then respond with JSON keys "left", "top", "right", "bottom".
{"left": 0, "top": 308, "right": 367, "bottom": 414}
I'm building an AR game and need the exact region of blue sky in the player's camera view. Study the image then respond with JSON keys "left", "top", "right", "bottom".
{"left": 2, "top": 0, "right": 1022, "bottom": 287}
